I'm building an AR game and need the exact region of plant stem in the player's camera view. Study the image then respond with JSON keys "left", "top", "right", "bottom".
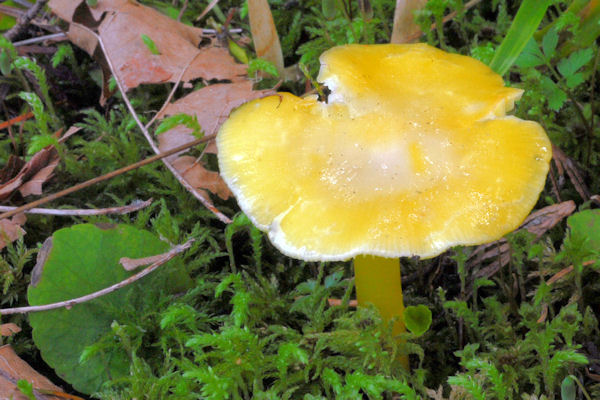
{"left": 353, "top": 255, "right": 408, "bottom": 369}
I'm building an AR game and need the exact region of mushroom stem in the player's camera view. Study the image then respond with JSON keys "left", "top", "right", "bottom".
{"left": 353, "top": 255, "right": 408, "bottom": 369}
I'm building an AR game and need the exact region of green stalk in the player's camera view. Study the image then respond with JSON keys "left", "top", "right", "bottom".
{"left": 489, "top": 0, "right": 552, "bottom": 76}
{"left": 354, "top": 255, "right": 408, "bottom": 369}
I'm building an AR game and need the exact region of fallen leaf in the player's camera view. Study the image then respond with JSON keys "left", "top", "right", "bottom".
{"left": 466, "top": 200, "right": 576, "bottom": 294}
{"left": 0, "top": 323, "right": 20, "bottom": 337}
{"left": 552, "top": 144, "right": 591, "bottom": 201}
{"left": 0, "top": 216, "right": 25, "bottom": 250}
{"left": 171, "top": 156, "right": 232, "bottom": 201}
{"left": 158, "top": 81, "right": 274, "bottom": 154}
{"left": 28, "top": 224, "right": 191, "bottom": 394}
{"left": 157, "top": 126, "right": 198, "bottom": 161}
{"left": 0, "top": 147, "right": 59, "bottom": 201}
{"left": 49, "top": 0, "right": 247, "bottom": 98}
{"left": 519, "top": 200, "right": 577, "bottom": 238}
{"left": 58, "top": 126, "right": 82, "bottom": 144}
{"left": 120, "top": 253, "right": 165, "bottom": 271}
{"left": 19, "top": 155, "right": 60, "bottom": 197}
{"left": 0, "top": 344, "right": 64, "bottom": 400}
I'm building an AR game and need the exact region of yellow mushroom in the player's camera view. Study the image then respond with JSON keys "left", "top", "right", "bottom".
{"left": 217, "top": 43, "right": 552, "bottom": 367}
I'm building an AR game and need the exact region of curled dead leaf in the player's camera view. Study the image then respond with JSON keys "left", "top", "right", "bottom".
{"left": 0, "top": 323, "right": 21, "bottom": 337}
{"left": 0, "top": 216, "right": 26, "bottom": 250}
{"left": 0, "top": 147, "right": 59, "bottom": 201}
{"left": 171, "top": 156, "right": 231, "bottom": 201}
{"left": 49, "top": 0, "right": 247, "bottom": 99}
{"left": 552, "top": 144, "right": 591, "bottom": 201}
{"left": 158, "top": 81, "right": 274, "bottom": 154}
{"left": 0, "top": 344, "right": 65, "bottom": 400}
{"left": 466, "top": 200, "right": 576, "bottom": 294}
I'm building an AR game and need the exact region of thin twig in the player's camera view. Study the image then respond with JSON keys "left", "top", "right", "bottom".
{"left": 0, "top": 239, "right": 194, "bottom": 315}
{"left": 203, "top": 28, "right": 242, "bottom": 34}
{"left": 0, "top": 136, "right": 213, "bottom": 220}
{"left": 0, "top": 5, "right": 26, "bottom": 19}
{"left": 177, "top": 0, "right": 189, "bottom": 21}
{"left": 144, "top": 54, "right": 198, "bottom": 130}
{"left": 0, "top": 198, "right": 152, "bottom": 216}
{"left": 74, "top": 22, "right": 232, "bottom": 224}
{"left": 13, "top": 32, "right": 67, "bottom": 46}
{"left": 3, "top": 0, "right": 48, "bottom": 41}
{"left": 196, "top": 0, "right": 221, "bottom": 22}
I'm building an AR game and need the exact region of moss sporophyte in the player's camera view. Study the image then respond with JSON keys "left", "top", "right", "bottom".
{"left": 217, "top": 43, "right": 551, "bottom": 369}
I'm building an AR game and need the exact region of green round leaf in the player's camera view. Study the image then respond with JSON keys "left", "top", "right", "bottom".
{"left": 567, "top": 209, "right": 600, "bottom": 262}
{"left": 403, "top": 304, "right": 432, "bottom": 337}
{"left": 28, "top": 224, "right": 187, "bottom": 394}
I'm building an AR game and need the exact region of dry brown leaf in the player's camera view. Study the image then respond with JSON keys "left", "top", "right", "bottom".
{"left": 0, "top": 344, "right": 64, "bottom": 400}
{"left": 158, "top": 126, "right": 198, "bottom": 161}
{"left": 0, "top": 323, "right": 21, "bottom": 337}
{"left": 391, "top": 0, "right": 428, "bottom": 43}
{"left": 248, "top": 0, "right": 285, "bottom": 77}
{"left": 0, "top": 217, "right": 26, "bottom": 250}
{"left": 552, "top": 144, "right": 591, "bottom": 201}
{"left": 156, "top": 82, "right": 272, "bottom": 200}
{"left": 49, "top": 0, "right": 247, "bottom": 97}
{"left": 19, "top": 155, "right": 60, "bottom": 197}
{"left": 158, "top": 81, "right": 274, "bottom": 154}
{"left": 120, "top": 253, "right": 166, "bottom": 271}
{"left": 466, "top": 200, "right": 576, "bottom": 293}
{"left": 172, "top": 156, "right": 231, "bottom": 201}
{"left": 0, "top": 147, "right": 59, "bottom": 201}
{"left": 519, "top": 200, "right": 577, "bottom": 238}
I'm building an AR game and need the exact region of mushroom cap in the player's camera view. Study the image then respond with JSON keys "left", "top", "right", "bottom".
{"left": 217, "top": 43, "right": 552, "bottom": 261}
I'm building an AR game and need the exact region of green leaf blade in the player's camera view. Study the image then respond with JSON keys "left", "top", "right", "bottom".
{"left": 489, "top": 0, "right": 552, "bottom": 76}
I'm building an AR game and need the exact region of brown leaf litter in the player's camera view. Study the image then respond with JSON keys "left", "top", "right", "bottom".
{"left": 49, "top": 0, "right": 247, "bottom": 99}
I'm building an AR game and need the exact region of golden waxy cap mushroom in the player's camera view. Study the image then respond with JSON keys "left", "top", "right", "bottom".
{"left": 217, "top": 43, "right": 552, "bottom": 366}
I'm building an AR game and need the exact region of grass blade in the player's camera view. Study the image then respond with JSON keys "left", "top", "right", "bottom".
{"left": 489, "top": 0, "right": 551, "bottom": 76}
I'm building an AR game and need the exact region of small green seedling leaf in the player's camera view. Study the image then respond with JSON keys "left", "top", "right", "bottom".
{"left": 541, "top": 28, "right": 558, "bottom": 59}
{"left": 228, "top": 39, "right": 249, "bottom": 64}
{"left": 561, "top": 376, "right": 576, "bottom": 400}
{"left": 470, "top": 42, "right": 495, "bottom": 65}
{"left": 17, "top": 380, "right": 35, "bottom": 400}
{"left": 86, "top": 0, "right": 98, "bottom": 7}
{"left": 565, "top": 209, "right": 600, "bottom": 262}
{"left": 515, "top": 38, "right": 546, "bottom": 69}
{"left": 247, "top": 58, "right": 279, "bottom": 78}
{"left": 18, "top": 91, "right": 50, "bottom": 136}
{"left": 155, "top": 113, "right": 202, "bottom": 136}
{"left": 557, "top": 47, "right": 594, "bottom": 89}
{"left": 403, "top": 304, "right": 432, "bottom": 337}
{"left": 540, "top": 76, "right": 567, "bottom": 111}
{"left": 141, "top": 34, "right": 160, "bottom": 55}
{"left": 108, "top": 76, "right": 117, "bottom": 91}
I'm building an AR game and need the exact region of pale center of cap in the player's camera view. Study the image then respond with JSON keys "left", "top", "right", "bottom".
{"left": 305, "top": 110, "right": 458, "bottom": 200}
